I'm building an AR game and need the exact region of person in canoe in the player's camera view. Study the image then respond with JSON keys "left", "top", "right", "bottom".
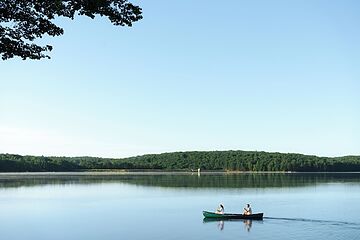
{"left": 243, "top": 203, "right": 252, "bottom": 215}
{"left": 216, "top": 204, "right": 224, "bottom": 214}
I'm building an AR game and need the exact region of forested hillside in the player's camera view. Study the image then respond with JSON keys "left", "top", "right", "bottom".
{"left": 1, "top": 151, "right": 359, "bottom": 172}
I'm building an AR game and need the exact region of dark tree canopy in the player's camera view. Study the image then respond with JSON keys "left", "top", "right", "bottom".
{"left": 0, "top": 0, "right": 142, "bottom": 60}
{"left": 1, "top": 151, "right": 360, "bottom": 172}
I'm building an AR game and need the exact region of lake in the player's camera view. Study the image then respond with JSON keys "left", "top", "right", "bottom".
{"left": 0, "top": 173, "right": 359, "bottom": 240}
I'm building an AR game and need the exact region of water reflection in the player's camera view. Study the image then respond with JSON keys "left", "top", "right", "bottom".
{"left": 0, "top": 173, "right": 359, "bottom": 240}
{"left": 243, "top": 219, "right": 252, "bottom": 232}
{"left": 203, "top": 218, "right": 259, "bottom": 232}
{"left": 218, "top": 221, "right": 224, "bottom": 231}
{"left": 0, "top": 172, "right": 359, "bottom": 189}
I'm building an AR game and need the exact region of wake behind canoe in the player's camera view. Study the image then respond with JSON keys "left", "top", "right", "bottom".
{"left": 203, "top": 211, "right": 263, "bottom": 220}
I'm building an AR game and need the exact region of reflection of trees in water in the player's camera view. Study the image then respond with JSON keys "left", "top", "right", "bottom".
{"left": 118, "top": 173, "right": 360, "bottom": 188}
{"left": 0, "top": 173, "right": 359, "bottom": 189}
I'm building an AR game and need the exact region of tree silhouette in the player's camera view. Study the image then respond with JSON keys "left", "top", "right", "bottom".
{"left": 0, "top": 0, "right": 142, "bottom": 60}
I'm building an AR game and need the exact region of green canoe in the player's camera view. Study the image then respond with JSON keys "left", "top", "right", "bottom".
{"left": 203, "top": 211, "right": 263, "bottom": 220}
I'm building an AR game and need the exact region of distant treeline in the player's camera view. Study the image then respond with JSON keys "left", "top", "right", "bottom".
{"left": 1, "top": 151, "right": 360, "bottom": 172}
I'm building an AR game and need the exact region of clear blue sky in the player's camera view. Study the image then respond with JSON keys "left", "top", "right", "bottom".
{"left": 0, "top": 0, "right": 359, "bottom": 157}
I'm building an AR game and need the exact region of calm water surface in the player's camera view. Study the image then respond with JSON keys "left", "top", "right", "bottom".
{"left": 0, "top": 173, "right": 359, "bottom": 240}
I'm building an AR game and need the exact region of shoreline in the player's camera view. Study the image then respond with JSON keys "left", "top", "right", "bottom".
{"left": 0, "top": 171, "right": 360, "bottom": 176}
